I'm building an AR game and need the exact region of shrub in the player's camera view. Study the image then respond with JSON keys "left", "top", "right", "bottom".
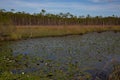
{"left": 0, "top": 13, "right": 15, "bottom": 38}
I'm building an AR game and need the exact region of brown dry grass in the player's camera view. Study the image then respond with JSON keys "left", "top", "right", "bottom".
{"left": 5, "top": 25, "right": 120, "bottom": 40}
{"left": 109, "top": 64, "right": 120, "bottom": 80}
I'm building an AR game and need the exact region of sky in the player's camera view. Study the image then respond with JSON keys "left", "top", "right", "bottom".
{"left": 0, "top": 0, "right": 120, "bottom": 16}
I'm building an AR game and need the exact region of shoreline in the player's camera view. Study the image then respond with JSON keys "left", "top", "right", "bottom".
{"left": 0, "top": 25, "right": 120, "bottom": 41}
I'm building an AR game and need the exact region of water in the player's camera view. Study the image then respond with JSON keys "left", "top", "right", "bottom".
{"left": 0, "top": 31, "right": 120, "bottom": 79}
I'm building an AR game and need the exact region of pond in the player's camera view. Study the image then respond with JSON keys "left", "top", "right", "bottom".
{"left": 0, "top": 31, "right": 120, "bottom": 79}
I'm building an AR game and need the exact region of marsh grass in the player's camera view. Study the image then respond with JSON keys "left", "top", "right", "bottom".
{"left": 109, "top": 64, "right": 120, "bottom": 80}
{"left": 0, "top": 26, "right": 120, "bottom": 79}
{"left": 0, "top": 51, "right": 92, "bottom": 80}
{"left": 0, "top": 44, "right": 92, "bottom": 80}
{"left": 8, "top": 25, "right": 120, "bottom": 40}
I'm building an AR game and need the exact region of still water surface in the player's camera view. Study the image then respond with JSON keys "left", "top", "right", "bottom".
{"left": 1, "top": 31, "right": 120, "bottom": 77}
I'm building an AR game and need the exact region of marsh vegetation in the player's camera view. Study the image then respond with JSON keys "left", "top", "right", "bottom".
{"left": 0, "top": 9, "right": 120, "bottom": 80}
{"left": 0, "top": 31, "right": 120, "bottom": 80}
{"left": 0, "top": 9, "right": 120, "bottom": 40}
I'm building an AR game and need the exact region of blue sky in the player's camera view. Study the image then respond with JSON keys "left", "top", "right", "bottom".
{"left": 0, "top": 0, "right": 120, "bottom": 16}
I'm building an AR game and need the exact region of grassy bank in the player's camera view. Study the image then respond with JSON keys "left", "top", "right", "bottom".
{"left": 1, "top": 25, "right": 120, "bottom": 40}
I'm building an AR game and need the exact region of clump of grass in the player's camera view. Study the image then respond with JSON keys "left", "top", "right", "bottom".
{"left": 0, "top": 15, "right": 16, "bottom": 40}
{"left": 9, "top": 33, "right": 22, "bottom": 40}
{"left": 109, "top": 64, "right": 120, "bottom": 80}
{"left": 0, "top": 71, "right": 51, "bottom": 80}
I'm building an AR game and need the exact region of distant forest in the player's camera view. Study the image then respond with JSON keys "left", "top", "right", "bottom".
{"left": 0, "top": 9, "right": 120, "bottom": 26}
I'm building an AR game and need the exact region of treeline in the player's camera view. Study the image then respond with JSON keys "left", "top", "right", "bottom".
{"left": 0, "top": 9, "right": 120, "bottom": 26}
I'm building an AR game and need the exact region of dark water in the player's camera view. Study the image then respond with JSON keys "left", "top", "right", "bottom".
{"left": 1, "top": 31, "right": 120, "bottom": 79}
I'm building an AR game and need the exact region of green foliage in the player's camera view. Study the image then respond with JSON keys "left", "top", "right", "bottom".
{"left": 0, "top": 8, "right": 120, "bottom": 26}
{"left": 0, "top": 12, "right": 15, "bottom": 39}
{"left": 0, "top": 9, "right": 120, "bottom": 41}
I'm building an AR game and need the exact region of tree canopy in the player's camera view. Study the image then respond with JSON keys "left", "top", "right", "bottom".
{"left": 0, "top": 9, "right": 120, "bottom": 26}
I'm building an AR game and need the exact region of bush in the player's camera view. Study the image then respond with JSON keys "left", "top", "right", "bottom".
{"left": 0, "top": 13, "right": 15, "bottom": 38}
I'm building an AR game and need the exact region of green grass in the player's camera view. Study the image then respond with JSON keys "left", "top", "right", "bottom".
{"left": 1, "top": 25, "right": 120, "bottom": 41}
{"left": 0, "top": 49, "right": 91, "bottom": 80}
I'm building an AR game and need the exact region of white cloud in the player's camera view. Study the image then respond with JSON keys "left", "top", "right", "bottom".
{"left": 89, "top": 0, "right": 119, "bottom": 3}
{"left": 2, "top": 0, "right": 118, "bottom": 9}
{"left": 0, "top": 0, "right": 119, "bottom": 16}
{"left": 89, "top": 0, "right": 101, "bottom": 3}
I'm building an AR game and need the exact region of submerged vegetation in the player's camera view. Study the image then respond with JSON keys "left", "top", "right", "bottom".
{"left": 0, "top": 44, "right": 92, "bottom": 80}
{"left": 0, "top": 32, "right": 120, "bottom": 80}
{"left": 0, "top": 45, "right": 120, "bottom": 80}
